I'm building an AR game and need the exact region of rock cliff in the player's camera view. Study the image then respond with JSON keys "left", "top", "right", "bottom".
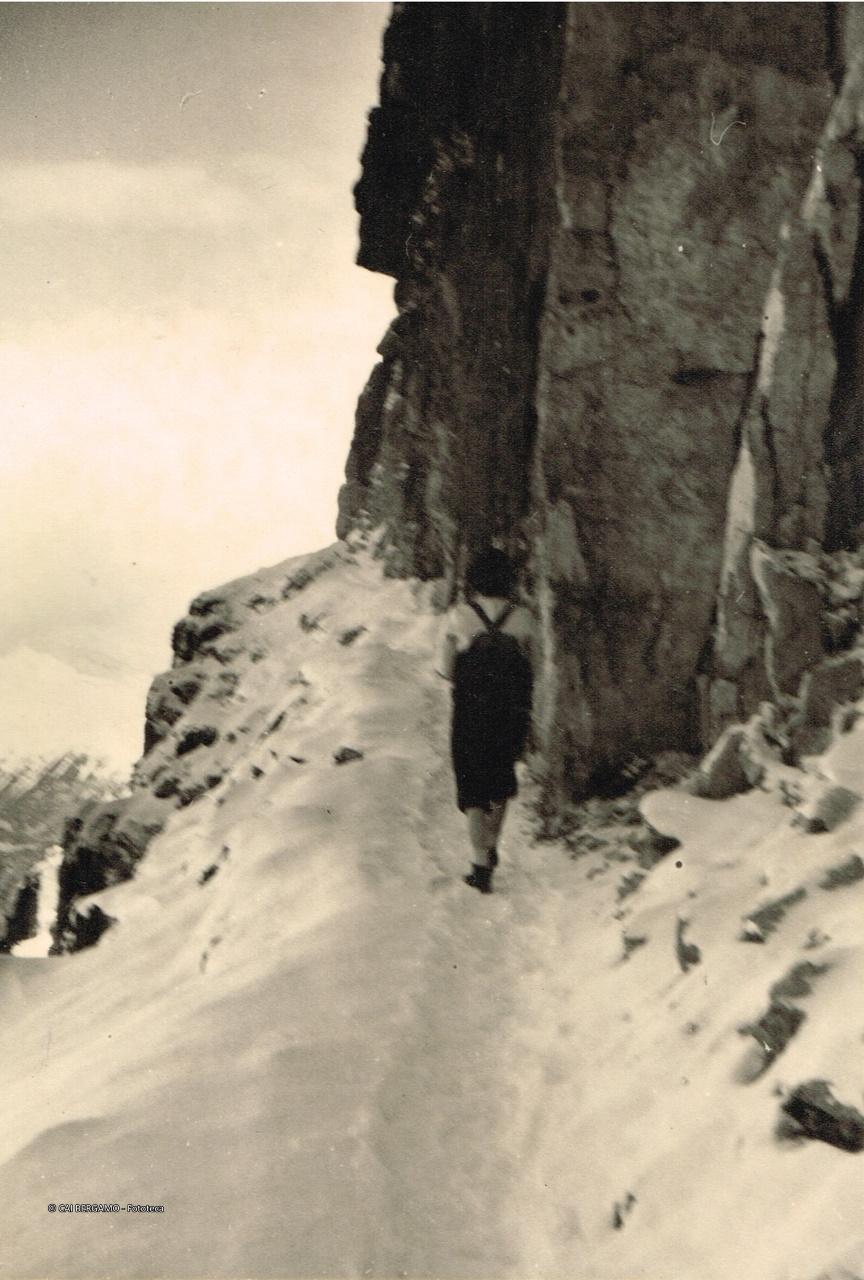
{"left": 52, "top": 546, "right": 355, "bottom": 950}
{"left": 339, "top": 2, "right": 864, "bottom": 797}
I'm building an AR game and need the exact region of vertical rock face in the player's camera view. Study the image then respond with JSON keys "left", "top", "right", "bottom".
{"left": 342, "top": 2, "right": 565, "bottom": 580}
{"left": 341, "top": 3, "right": 864, "bottom": 796}
{"left": 533, "top": 5, "right": 835, "bottom": 789}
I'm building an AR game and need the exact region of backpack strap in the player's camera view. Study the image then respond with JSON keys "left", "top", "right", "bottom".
{"left": 468, "top": 600, "right": 515, "bottom": 632}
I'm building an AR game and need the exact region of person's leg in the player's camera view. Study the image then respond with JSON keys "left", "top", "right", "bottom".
{"left": 462, "top": 805, "right": 495, "bottom": 892}
{"left": 487, "top": 799, "right": 507, "bottom": 846}
{"left": 483, "top": 799, "right": 507, "bottom": 866}
{"left": 464, "top": 798, "right": 513, "bottom": 891}
{"left": 466, "top": 806, "right": 496, "bottom": 868}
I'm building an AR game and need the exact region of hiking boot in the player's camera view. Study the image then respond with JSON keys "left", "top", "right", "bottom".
{"left": 464, "top": 864, "right": 493, "bottom": 894}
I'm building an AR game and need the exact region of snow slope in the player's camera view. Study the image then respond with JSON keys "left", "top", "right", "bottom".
{"left": 0, "top": 543, "right": 862, "bottom": 1280}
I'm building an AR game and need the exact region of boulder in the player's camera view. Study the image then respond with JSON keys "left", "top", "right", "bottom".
{"left": 793, "top": 784, "right": 861, "bottom": 833}
{"left": 781, "top": 1080, "right": 864, "bottom": 1152}
{"left": 675, "top": 918, "right": 701, "bottom": 973}
{"left": 689, "top": 725, "right": 750, "bottom": 799}
{"left": 819, "top": 852, "right": 864, "bottom": 890}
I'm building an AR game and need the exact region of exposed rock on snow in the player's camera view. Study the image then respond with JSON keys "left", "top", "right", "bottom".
{"left": 175, "top": 725, "right": 220, "bottom": 757}
{"left": 67, "top": 900, "right": 115, "bottom": 949}
{"left": 819, "top": 852, "right": 864, "bottom": 890}
{"left": 611, "top": 1191, "right": 637, "bottom": 1231}
{"left": 690, "top": 724, "right": 752, "bottom": 799}
{"left": 675, "top": 917, "right": 702, "bottom": 972}
{"left": 144, "top": 670, "right": 204, "bottom": 754}
{"left": 55, "top": 794, "right": 166, "bottom": 950}
{"left": 793, "top": 783, "right": 861, "bottom": 834}
{"left": 742, "top": 887, "right": 808, "bottom": 943}
{"left": 738, "top": 960, "right": 829, "bottom": 1079}
{"left": 739, "top": 1002, "right": 806, "bottom": 1081}
{"left": 781, "top": 1080, "right": 864, "bottom": 1153}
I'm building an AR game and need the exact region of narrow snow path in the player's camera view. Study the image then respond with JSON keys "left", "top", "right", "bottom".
{"left": 361, "top": 678, "right": 592, "bottom": 1278}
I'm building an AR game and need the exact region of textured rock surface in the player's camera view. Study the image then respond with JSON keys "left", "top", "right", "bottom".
{"left": 781, "top": 1079, "right": 864, "bottom": 1153}
{"left": 341, "top": 3, "right": 864, "bottom": 797}
{"left": 793, "top": 783, "right": 861, "bottom": 834}
{"left": 750, "top": 542, "right": 826, "bottom": 700}
{"left": 345, "top": 2, "right": 565, "bottom": 583}
{"left": 54, "top": 794, "right": 169, "bottom": 951}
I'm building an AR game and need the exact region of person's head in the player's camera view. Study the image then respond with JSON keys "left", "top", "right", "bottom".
{"left": 465, "top": 547, "right": 518, "bottom": 599}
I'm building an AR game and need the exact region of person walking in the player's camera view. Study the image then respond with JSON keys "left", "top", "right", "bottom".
{"left": 436, "top": 547, "right": 536, "bottom": 893}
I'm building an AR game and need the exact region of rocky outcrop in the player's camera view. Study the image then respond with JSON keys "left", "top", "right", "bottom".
{"left": 685, "top": 545, "right": 864, "bottom": 798}
{"left": 0, "top": 754, "right": 124, "bottom": 951}
{"left": 738, "top": 960, "right": 827, "bottom": 1080}
{"left": 0, "top": 875, "right": 38, "bottom": 954}
{"left": 819, "top": 852, "right": 864, "bottom": 890}
{"left": 781, "top": 1079, "right": 864, "bottom": 1153}
{"left": 54, "top": 578, "right": 255, "bottom": 950}
{"left": 53, "top": 794, "right": 168, "bottom": 951}
{"left": 54, "top": 547, "right": 351, "bottom": 951}
{"left": 341, "top": 3, "right": 864, "bottom": 798}
{"left": 690, "top": 724, "right": 753, "bottom": 800}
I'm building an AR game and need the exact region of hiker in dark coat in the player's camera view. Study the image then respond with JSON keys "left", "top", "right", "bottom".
{"left": 436, "top": 548, "right": 537, "bottom": 893}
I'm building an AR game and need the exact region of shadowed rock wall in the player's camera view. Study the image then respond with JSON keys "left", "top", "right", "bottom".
{"left": 339, "top": 3, "right": 864, "bottom": 797}
{"left": 342, "top": 1, "right": 566, "bottom": 582}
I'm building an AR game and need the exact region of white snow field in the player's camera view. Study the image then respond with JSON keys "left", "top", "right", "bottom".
{"left": 0, "top": 542, "right": 862, "bottom": 1280}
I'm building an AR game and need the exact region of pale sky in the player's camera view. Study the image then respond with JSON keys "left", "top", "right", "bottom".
{"left": 0, "top": 2, "right": 395, "bottom": 766}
